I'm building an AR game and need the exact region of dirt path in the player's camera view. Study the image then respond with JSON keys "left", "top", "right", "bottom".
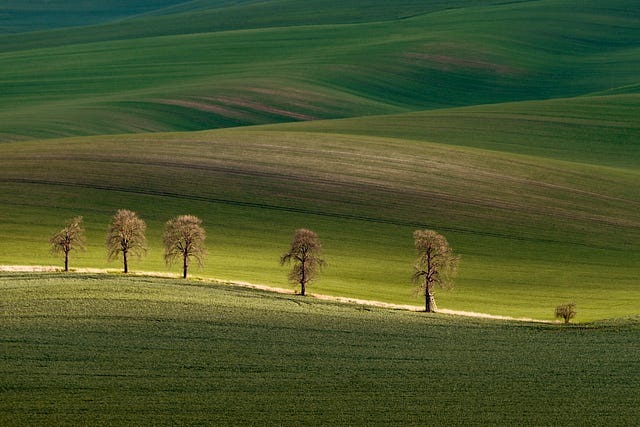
{"left": 309, "top": 293, "right": 552, "bottom": 323}
{"left": 0, "top": 265, "right": 553, "bottom": 323}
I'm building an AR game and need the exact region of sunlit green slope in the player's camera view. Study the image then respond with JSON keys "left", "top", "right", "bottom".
{"left": 1, "top": 0, "right": 639, "bottom": 140}
{"left": 0, "top": 95, "right": 638, "bottom": 320}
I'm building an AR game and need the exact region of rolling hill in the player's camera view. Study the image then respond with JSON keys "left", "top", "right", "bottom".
{"left": 0, "top": 0, "right": 200, "bottom": 33}
{"left": 0, "top": 0, "right": 638, "bottom": 321}
{"left": 1, "top": 0, "right": 639, "bottom": 140}
{"left": 1, "top": 93, "right": 638, "bottom": 320}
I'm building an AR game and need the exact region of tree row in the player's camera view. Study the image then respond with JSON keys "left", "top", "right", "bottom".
{"left": 51, "top": 209, "right": 459, "bottom": 312}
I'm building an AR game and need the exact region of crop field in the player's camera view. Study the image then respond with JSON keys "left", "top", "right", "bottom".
{"left": 2, "top": 0, "right": 639, "bottom": 140}
{"left": 1, "top": 92, "right": 638, "bottom": 320}
{"left": 0, "top": 0, "right": 192, "bottom": 33}
{"left": 1, "top": 0, "right": 639, "bottom": 423}
{"left": 1, "top": 273, "right": 639, "bottom": 425}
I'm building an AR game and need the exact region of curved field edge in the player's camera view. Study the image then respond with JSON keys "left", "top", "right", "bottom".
{"left": 0, "top": 104, "right": 638, "bottom": 321}
{"left": 266, "top": 94, "right": 640, "bottom": 169}
{"left": 0, "top": 265, "right": 555, "bottom": 323}
{"left": 1, "top": 272, "right": 638, "bottom": 425}
{"left": 0, "top": 0, "right": 528, "bottom": 36}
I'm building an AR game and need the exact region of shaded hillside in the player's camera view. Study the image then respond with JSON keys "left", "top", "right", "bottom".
{"left": 2, "top": 274, "right": 638, "bottom": 425}
{"left": 0, "top": 0, "right": 525, "bottom": 44}
{"left": 0, "top": 0, "right": 191, "bottom": 33}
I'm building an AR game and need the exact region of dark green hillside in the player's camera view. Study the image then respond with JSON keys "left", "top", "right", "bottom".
{"left": 1, "top": 274, "right": 639, "bottom": 425}
{"left": 0, "top": 0, "right": 190, "bottom": 33}
{"left": 1, "top": 0, "right": 639, "bottom": 140}
{"left": 0, "top": 0, "right": 524, "bottom": 47}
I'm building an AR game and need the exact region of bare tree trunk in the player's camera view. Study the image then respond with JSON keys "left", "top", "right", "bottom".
{"left": 300, "top": 259, "right": 306, "bottom": 296}
{"left": 425, "top": 290, "right": 438, "bottom": 312}
{"left": 425, "top": 281, "right": 431, "bottom": 312}
{"left": 183, "top": 253, "right": 188, "bottom": 279}
{"left": 64, "top": 250, "right": 69, "bottom": 272}
{"left": 123, "top": 249, "right": 129, "bottom": 274}
{"left": 425, "top": 255, "right": 432, "bottom": 312}
{"left": 424, "top": 279, "right": 438, "bottom": 312}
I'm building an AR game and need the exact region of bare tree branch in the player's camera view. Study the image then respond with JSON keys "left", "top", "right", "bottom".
{"left": 163, "top": 215, "right": 206, "bottom": 279}
{"left": 555, "top": 303, "right": 577, "bottom": 324}
{"left": 106, "top": 209, "right": 147, "bottom": 273}
{"left": 49, "top": 216, "right": 86, "bottom": 272}
{"left": 280, "top": 228, "right": 325, "bottom": 296}
{"left": 412, "top": 229, "right": 459, "bottom": 312}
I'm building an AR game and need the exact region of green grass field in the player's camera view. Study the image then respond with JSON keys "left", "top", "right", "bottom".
{"left": 1, "top": 273, "right": 638, "bottom": 425}
{"left": 0, "top": 0, "right": 192, "bottom": 33}
{"left": 2, "top": 0, "right": 639, "bottom": 140}
{"left": 1, "top": 95, "right": 638, "bottom": 321}
{"left": 0, "top": 2, "right": 637, "bottom": 317}
{"left": 2, "top": 1, "right": 639, "bottom": 424}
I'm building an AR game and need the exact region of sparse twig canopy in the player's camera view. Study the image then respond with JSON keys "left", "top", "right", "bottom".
{"left": 106, "top": 209, "right": 147, "bottom": 273}
{"left": 280, "top": 228, "right": 325, "bottom": 296}
{"left": 49, "top": 216, "right": 86, "bottom": 272}
{"left": 163, "top": 215, "right": 206, "bottom": 279}
{"left": 412, "top": 229, "right": 459, "bottom": 313}
{"left": 555, "top": 303, "right": 577, "bottom": 324}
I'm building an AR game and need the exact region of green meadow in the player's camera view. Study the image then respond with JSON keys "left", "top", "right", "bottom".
{"left": 1, "top": 0, "right": 639, "bottom": 424}
{"left": 1, "top": 273, "right": 639, "bottom": 425}
{"left": 1, "top": 96, "right": 638, "bottom": 320}
{"left": 2, "top": 0, "right": 639, "bottom": 140}
{"left": 0, "top": 0, "right": 191, "bottom": 33}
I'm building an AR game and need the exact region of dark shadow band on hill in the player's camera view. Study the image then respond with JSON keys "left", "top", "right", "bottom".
{"left": 1, "top": 177, "right": 628, "bottom": 251}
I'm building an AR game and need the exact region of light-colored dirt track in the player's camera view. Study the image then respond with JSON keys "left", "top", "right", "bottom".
{"left": 1, "top": 265, "right": 553, "bottom": 323}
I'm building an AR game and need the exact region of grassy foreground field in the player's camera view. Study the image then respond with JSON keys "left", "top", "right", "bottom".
{"left": 1, "top": 273, "right": 638, "bottom": 425}
{"left": 2, "top": 2, "right": 637, "bottom": 424}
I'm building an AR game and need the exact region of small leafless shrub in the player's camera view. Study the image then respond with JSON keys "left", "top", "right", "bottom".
{"left": 555, "top": 303, "right": 577, "bottom": 324}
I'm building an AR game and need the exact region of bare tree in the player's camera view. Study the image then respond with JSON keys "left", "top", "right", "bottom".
{"left": 280, "top": 228, "right": 325, "bottom": 296}
{"left": 49, "top": 216, "right": 86, "bottom": 272}
{"left": 555, "top": 303, "right": 577, "bottom": 324}
{"left": 106, "top": 209, "right": 147, "bottom": 273}
{"left": 412, "top": 229, "right": 459, "bottom": 312}
{"left": 163, "top": 215, "right": 206, "bottom": 279}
